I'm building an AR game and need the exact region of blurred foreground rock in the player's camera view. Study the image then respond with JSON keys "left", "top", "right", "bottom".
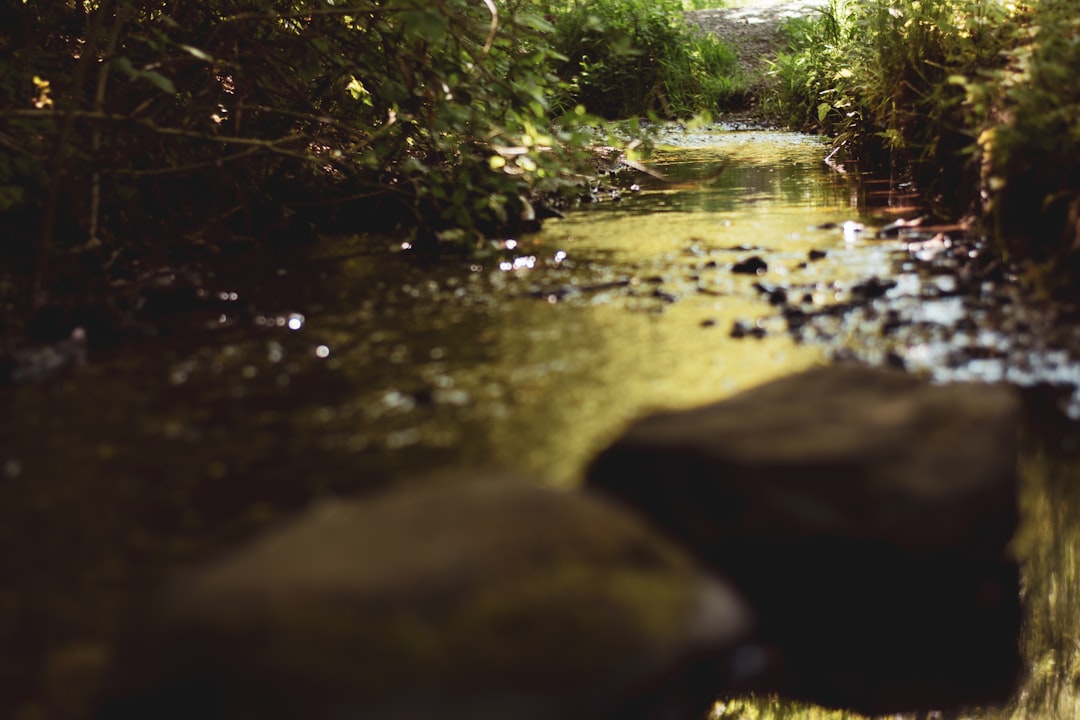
{"left": 97, "top": 477, "right": 754, "bottom": 720}
{"left": 587, "top": 364, "right": 1023, "bottom": 715}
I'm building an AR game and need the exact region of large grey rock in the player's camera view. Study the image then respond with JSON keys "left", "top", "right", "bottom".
{"left": 98, "top": 476, "right": 754, "bottom": 720}
{"left": 586, "top": 364, "right": 1023, "bottom": 714}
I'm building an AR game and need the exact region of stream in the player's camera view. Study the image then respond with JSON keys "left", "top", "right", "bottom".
{"left": 1, "top": 126, "right": 1079, "bottom": 719}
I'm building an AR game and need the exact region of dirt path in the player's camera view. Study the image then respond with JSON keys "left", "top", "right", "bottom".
{"left": 684, "top": 0, "right": 827, "bottom": 89}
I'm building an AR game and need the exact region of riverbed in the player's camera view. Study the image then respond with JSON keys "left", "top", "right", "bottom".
{"left": 1, "top": 126, "right": 1078, "bottom": 719}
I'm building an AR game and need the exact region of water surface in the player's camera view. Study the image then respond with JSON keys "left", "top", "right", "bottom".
{"left": 1, "top": 127, "right": 1078, "bottom": 719}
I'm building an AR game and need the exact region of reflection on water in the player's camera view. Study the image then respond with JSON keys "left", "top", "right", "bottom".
{"left": 1013, "top": 437, "right": 1080, "bottom": 720}
{"left": 0, "top": 128, "right": 1078, "bottom": 719}
{"left": 713, "top": 432, "right": 1080, "bottom": 720}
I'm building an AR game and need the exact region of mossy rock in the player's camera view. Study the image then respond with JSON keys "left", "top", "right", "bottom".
{"left": 587, "top": 364, "right": 1022, "bottom": 714}
{"left": 98, "top": 475, "right": 752, "bottom": 720}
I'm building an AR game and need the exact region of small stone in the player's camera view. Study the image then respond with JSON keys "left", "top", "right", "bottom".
{"left": 752, "top": 282, "right": 787, "bottom": 305}
{"left": 731, "top": 256, "right": 768, "bottom": 275}
{"left": 729, "top": 320, "right": 765, "bottom": 339}
{"left": 876, "top": 216, "right": 924, "bottom": 239}
{"left": 850, "top": 276, "right": 896, "bottom": 300}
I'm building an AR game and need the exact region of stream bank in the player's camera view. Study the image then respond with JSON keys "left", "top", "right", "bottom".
{"left": 758, "top": 0, "right": 1080, "bottom": 298}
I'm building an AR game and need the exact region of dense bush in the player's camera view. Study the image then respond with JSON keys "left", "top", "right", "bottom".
{"left": 0, "top": 0, "right": 605, "bottom": 320}
{"left": 550, "top": 0, "right": 746, "bottom": 118}
{"left": 985, "top": 0, "right": 1080, "bottom": 287}
{"left": 765, "top": 0, "right": 1080, "bottom": 294}
{"left": 767, "top": 0, "right": 1011, "bottom": 206}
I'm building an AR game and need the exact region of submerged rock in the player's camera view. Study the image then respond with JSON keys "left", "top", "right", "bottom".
{"left": 731, "top": 256, "right": 768, "bottom": 275}
{"left": 586, "top": 364, "right": 1023, "bottom": 715}
{"left": 97, "top": 476, "right": 754, "bottom": 720}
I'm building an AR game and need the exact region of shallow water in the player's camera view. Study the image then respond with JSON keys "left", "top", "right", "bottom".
{"left": 1, "top": 127, "right": 1078, "bottom": 719}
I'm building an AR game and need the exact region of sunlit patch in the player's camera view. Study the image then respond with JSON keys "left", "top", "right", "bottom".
{"left": 287, "top": 313, "right": 305, "bottom": 330}
{"left": 499, "top": 256, "right": 537, "bottom": 272}
{"left": 381, "top": 390, "right": 415, "bottom": 412}
{"left": 315, "top": 345, "right": 330, "bottom": 359}
{"left": 434, "top": 388, "right": 470, "bottom": 406}
{"left": 32, "top": 76, "right": 53, "bottom": 109}
{"left": 709, "top": 698, "right": 857, "bottom": 720}
{"left": 431, "top": 374, "right": 454, "bottom": 389}
{"left": 841, "top": 221, "right": 865, "bottom": 242}
{"left": 385, "top": 428, "right": 421, "bottom": 449}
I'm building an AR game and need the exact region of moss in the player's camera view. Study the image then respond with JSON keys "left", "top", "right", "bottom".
{"left": 142, "top": 482, "right": 722, "bottom": 707}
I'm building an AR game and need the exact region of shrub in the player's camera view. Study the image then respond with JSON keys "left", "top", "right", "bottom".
{"left": 985, "top": 0, "right": 1080, "bottom": 289}
{"left": 767, "top": 0, "right": 1080, "bottom": 293}
{"left": 0, "top": 0, "right": 754, "bottom": 331}
{"left": 767, "top": 0, "right": 1014, "bottom": 209}
{"left": 549, "top": 0, "right": 746, "bottom": 118}
{"left": 0, "top": 0, "right": 610, "bottom": 320}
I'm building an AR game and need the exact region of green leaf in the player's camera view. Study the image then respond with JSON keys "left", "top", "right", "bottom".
{"left": 0, "top": 185, "right": 25, "bottom": 212}
{"left": 142, "top": 71, "right": 177, "bottom": 95}
{"left": 401, "top": 10, "right": 448, "bottom": 44}
{"left": 609, "top": 35, "right": 639, "bottom": 57}
{"left": 112, "top": 56, "right": 137, "bottom": 77}
{"left": 382, "top": 81, "right": 409, "bottom": 104}
{"left": 514, "top": 12, "right": 556, "bottom": 34}
{"left": 112, "top": 57, "right": 176, "bottom": 94}
{"left": 179, "top": 44, "right": 214, "bottom": 62}
{"left": 686, "top": 110, "right": 713, "bottom": 130}
{"left": 401, "top": 157, "right": 429, "bottom": 175}
{"left": 817, "top": 102, "right": 832, "bottom": 123}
